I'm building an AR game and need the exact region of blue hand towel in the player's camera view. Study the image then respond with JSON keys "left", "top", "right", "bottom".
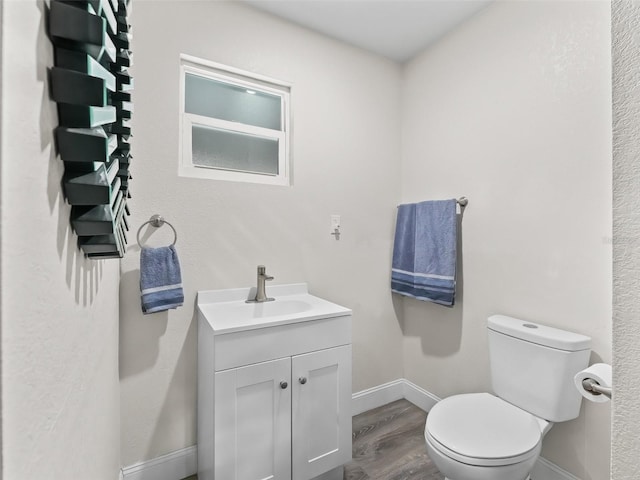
{"left": 391, "top": 199, "right": 457, "bottom": 306}
{"left": 140, "top": 245, "right": 184, "bottom": 314}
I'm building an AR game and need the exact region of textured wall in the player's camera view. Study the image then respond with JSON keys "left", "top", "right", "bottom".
{"left": 0, "top": 0, "right": 4, "bottom": 473}
{"left": 612, "top": 2, "right": 640, "bottom": 478}
{"left": 400, "top": 2, "right": 612, "bottom": 478}
{"left": 120, "top": 1, "right": 403, "bottom": 466}
{"left": 0, "top": 1, "right": 121, "bottom": 479}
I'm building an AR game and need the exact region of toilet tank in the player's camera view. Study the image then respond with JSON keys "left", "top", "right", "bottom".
{"left": 488, "top": 315, "right": 591, "bottom": 422}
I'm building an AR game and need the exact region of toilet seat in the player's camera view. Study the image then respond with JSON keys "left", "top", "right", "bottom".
{"left": 425, "top": 393, "right": 543, "bottom": 467}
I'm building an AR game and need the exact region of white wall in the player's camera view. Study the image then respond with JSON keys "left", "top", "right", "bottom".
{"left": 1, "top": 0, "right": 5, "bottom": 472}
{"left": 612, "top": 2, "right": 640, "bottom": 479}
{"left": 0, "top": 1, "right": 619, "bottom": 477}
{"left": 400, "top": 3, "right": 612, "bottom": 479}
{"left": 120, "top": 1, "right": 403, "bottom": 466}
{"left": 0, "top": 1, "right": 121, "bottom": 479}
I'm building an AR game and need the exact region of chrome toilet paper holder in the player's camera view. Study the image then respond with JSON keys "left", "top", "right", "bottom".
{"left": 581, "top": 378, "right": 612, "bottom": 399}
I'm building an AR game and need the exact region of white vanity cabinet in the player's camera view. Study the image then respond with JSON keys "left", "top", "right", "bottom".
{"left": 197, "top": 284, "right": 352, "bottom": 480}
{"left": 214, "top": 357, "right": 292, "bottom": 480}
{"left": 214, "top": 345, "right": 351, "bottom": 480}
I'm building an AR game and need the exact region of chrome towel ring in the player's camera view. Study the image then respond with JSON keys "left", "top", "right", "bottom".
{"left": 136, "top": 214, "right": 178, "bottom": 247}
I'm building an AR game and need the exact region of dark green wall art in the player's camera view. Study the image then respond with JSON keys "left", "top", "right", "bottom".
{"left": 49, "top": 0, "right": 132, "bottom": 259}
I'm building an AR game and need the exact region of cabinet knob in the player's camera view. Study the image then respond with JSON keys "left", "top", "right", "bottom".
{"left": 299, "top": 377, "right": 307, "bottom": 385}
{"left": 280, "top": 381, "right": 288, "bottom": 389}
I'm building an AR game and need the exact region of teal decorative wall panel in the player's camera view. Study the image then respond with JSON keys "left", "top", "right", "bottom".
{"left": 49, "top": 0, "right": 133, "bottom": 259}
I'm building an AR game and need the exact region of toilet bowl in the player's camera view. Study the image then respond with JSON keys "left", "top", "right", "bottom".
{"left": 424, "top": 393, "right": 549, "bottom": 480}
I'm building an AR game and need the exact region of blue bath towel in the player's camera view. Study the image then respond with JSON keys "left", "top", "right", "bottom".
{"left": 391, "top": 199, "right": 457, "bottom": 306}
{"left": 140, "top": 245, "right": 184, "bottom": 314}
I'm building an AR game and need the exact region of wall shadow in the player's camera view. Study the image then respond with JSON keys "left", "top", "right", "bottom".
{"left": 119, "top": 269, "right": 169, "bottom": 379}
{"left": 36, "top": 0, "right": 106, "bottom": 306}
{"left": 146, "top": 312, "right": 198, "bottom": 459}
{"left": 395, "top": 212, "right": 465, "bottom": 357}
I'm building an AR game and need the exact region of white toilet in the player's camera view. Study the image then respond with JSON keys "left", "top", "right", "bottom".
{"left": 424, "top": 315, "right": 591, "bottom": 480}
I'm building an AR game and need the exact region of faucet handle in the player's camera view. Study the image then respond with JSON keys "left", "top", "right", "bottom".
{"left": 257, "top": 265, "right": 273, "bottom": 281}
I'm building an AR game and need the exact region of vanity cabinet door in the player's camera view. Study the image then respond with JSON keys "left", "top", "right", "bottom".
{"left": 215, "top": 357, "right": 292, "bottom": 480}
{"left": 291, "top": 345, "right": 352, "bottom": 480}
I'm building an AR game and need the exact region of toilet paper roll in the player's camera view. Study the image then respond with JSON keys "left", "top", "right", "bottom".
{"left": 574, "top": 363, "right": 612, "bottom": 403}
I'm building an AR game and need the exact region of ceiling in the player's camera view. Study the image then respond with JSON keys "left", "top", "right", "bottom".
{"left": 244, "top": 0, "right": 492, "bottom": 63}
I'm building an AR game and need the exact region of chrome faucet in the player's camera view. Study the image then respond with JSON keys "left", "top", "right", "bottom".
{"left": 246, "top": 265, "right": 275, "bottom": 303}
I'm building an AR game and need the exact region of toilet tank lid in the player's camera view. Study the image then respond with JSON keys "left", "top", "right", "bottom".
{"left": 488, "top": 315, "right": 591, "bottom": 352}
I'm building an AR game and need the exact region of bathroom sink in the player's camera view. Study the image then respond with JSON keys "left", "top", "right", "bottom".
{"left": 212, "top": 299, "right": 312, "bottom": 321}
{"left": 197, "top": 283, "right": 351, "bottom": 334}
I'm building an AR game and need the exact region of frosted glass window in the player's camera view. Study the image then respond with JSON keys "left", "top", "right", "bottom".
{"left": 192, "top": 125, "right": 279, "bottom": 175}
{"left": 185, "top": 74, "right": 282, "bottom": 131}
{"left": 179, "top": 55, "right": 290, "bottom": 186}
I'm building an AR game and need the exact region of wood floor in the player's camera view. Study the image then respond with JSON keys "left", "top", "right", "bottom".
{"left": 182, "top": 399, "right": 444, "bottom": 480}
{"left": 344, "top": 399, "right": 444, "bottom": 480}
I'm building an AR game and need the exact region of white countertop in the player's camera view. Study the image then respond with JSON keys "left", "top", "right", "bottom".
{"left": 197, "top": 283, "right": 352, "bottom": 334}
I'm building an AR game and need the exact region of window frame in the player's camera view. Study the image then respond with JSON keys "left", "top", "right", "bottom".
{"left": 178, "top": 54, "right": 291, "bottom": 186}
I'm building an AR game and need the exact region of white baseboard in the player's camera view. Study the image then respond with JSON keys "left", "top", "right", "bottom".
{"left": 402, "top": 378, "right": 440, "bottom": 412}
{"left": 530, "top": 456, "right": 581, "bottom": 480}
{"left": 121, "top": 445, "right": 196, "bottom": 480}
{"left": 351, "top": 378, "right": 440, "bottom": 416}
{"left": 121, "top": 379, "right": 577, "bottom": 480}
{"left": 351, "top": 378, "right": 405, "bottom": 415}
